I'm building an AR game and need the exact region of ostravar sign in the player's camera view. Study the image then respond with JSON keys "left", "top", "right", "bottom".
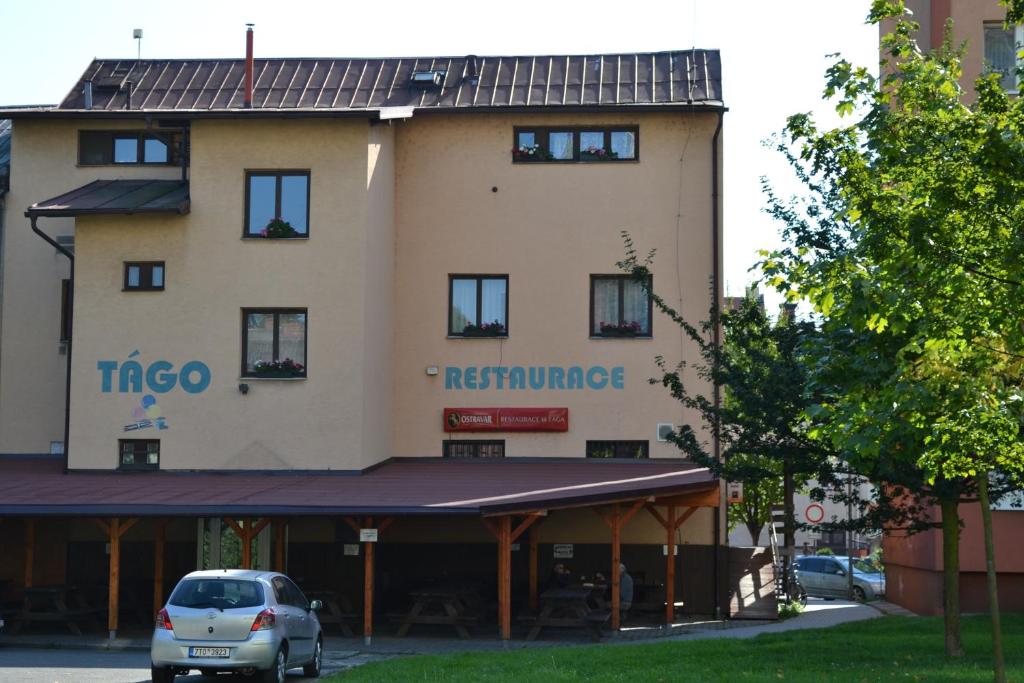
{"left": 443, "top": 408, "right": 569, "bottom": 433}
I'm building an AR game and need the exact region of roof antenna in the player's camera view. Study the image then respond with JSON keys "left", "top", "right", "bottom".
{"left": 133, "top": 28, "right": 143, "bottom": 61}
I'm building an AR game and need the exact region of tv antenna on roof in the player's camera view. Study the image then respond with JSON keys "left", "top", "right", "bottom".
{"left": 133, "top": 28, "right": 143, "bottom": 61}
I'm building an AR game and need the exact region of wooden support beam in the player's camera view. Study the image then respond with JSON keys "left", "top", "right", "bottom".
{"left": 665, "top": 505, "right": 676, "bottom": 626}
{"left": 93, "top": 518, "right": 111, "bottom": 537}
{"left": 645, "top": 504, "right": 669, "bottom": 529}
{"left": 611, "top": 505, "right": 622, "bottom": 631}
{"left": 674, "top": 506, "right": 697, "bottom": 531}
{"left": 240, "top": 521, "right": 252, "bottom": 569}
{"left": 154, "top": 519, "right": 167, "bottom": 618}
{"left": 592, "top": 506, "right": 613, "bottom": 530}
{"left": 363, "top": 516, "right": 374, "bottom": 645}
{"left": 528, "top": 525, "right": 539, "bottom": 613}
{"left": 274, "top": 520, "right": 286, "bottom": 573}
{"left": 251, "top": 518, "right": 271, "bottom": 537}
{"left": 343, "top": 517, "right": 361, "bottom": 534}
{"left": 108, "top": 518, "right": 121, "bottom": 638}
{"left": 378, "top": 517, "right": 394, "bottom": 534}
{"left": 24, "top": 519, "right": 35, "bottom": 589}
{"left": 620, "top": 498, "right": 647, "bottom": 526}
{"left": 222, "top": 518, "right": 243, "bottom": 538}
{"left": 510, "top": 514, "right": 540, "bottom": 543}
{"left": 654, "top": 488, "right": 720, "bottom": 508}
{"left": 498, "top": 515, "right": 512, "bottom": 640}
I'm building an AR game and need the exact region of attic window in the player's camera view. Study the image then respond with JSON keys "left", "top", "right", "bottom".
{"left": 411, "top": 70, "right": 446, "bottom": 87}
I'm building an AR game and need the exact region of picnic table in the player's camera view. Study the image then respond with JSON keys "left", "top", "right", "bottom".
{"left": 305, "top": 589, "right": 357, "bottom": 637}
{"left": 523, "top": 586, "right": 610, "bottom": 641}
{"left": 394, "top": 584, "right": 479, "bottom": 639}
{"left": 9, "top": 585, "right": 103, "bottom": 635}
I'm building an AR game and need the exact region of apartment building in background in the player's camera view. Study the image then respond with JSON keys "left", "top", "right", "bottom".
{"left": 881, "top": 0, "right": 1024, "bottom": 615}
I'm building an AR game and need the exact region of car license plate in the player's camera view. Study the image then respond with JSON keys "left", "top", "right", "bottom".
{"left": 189, "top": 647, "right": 229, "bottom": 658}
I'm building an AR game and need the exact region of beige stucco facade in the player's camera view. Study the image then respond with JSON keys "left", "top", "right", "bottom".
{"left": 2, "top": 110, "right": 721, "bottom": 473}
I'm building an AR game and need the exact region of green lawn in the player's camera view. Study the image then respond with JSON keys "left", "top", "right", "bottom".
{"left": 326, "top": 614, "right": 1022, "bottom": 682}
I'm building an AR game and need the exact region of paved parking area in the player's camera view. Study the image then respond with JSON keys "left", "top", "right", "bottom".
{"left": 0, "top": 648, "right": 380, "bottom": 683}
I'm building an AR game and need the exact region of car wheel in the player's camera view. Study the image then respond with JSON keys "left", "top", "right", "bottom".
{"left": 852, "top": 586, "right": 867, "bottom": 602}
{"left": 150, "top": 665, "right": 176, "bottom": 683}
{"left": 260, "top": 646, "right": 287, "bottom": 683}
{"left": 303, "top": 637, "right": 323, "bottom": 678}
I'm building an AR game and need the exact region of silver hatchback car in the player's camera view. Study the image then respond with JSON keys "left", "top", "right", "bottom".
{"left": 151, "top": 569, "right": 323, "bottom": 683}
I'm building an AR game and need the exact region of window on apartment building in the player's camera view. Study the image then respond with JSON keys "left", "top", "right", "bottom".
{"left": 59, "top": 279, "right": 72, "bottom": 342}
{"left": 984, "top": 22, "right": 1022, "bottom": 91}
{"left": 119, "top": 439, "right": 160, "bottom": 470}
{"left": 586, "top": 440, "right": 649, "bottom": 459}
{"left": 449, "top": 275, "right": 508, "bottom": 336}
{"left": 242, "top": 309, "right": 307, "bottom": 378}
{"left": 245, "top": 171, "right": 310, "bottom": 238}
{"left": 443, "top": 440, "right": 506, "bottom": 458}
{"left": 78, "top": 131, "right": 180, "bottom": 165}
{"left": 590, "top": 275, "right": 652, "bottom": 337}
{"left": 123, "top": 262, "right": 165, "bottom": 291}
{"left": 513, "top": 126, "right": 638, "bottom": 162}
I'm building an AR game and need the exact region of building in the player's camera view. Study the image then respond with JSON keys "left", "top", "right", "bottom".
{"left": 0, "top": 42, "right": 753, "bottom": 641}
{"left": 879, "top": 0, "right": 1024, "bottom": 615}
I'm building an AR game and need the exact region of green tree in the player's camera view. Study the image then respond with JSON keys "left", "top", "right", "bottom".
{"left": 761, "top": 1, "right": 1024, "bottom": 669}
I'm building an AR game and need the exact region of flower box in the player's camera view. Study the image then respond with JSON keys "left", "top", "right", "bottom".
{"left": 580, "top": 147, "right": 619, "bottom": 161}
{"left": 462, "top": 322, "right": 507, "bottom": 337}
{"left": 512, "top": 145, "right": 554, "bottom": 162}
{"left": 599, "top": 321, "right": 643, "bottom": 337}
{"left": 249, "top": 358, "right": 305, "bottom": 377}
{"left": 258, "top": 218, "right": 301, "bottom": 239}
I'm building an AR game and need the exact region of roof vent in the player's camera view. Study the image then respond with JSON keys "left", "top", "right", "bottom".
{"left": 410, "top": 70, "right": 446, "bottom": 87}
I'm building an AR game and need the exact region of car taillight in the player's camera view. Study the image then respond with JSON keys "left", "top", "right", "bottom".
{"left": 251, "top": 608, "right": 276, "bottom": 631}
{"left": 155, "top": 608, "right": 173, "bottom": 631}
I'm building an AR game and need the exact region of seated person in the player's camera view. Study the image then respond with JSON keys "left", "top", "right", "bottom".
{"left": 545, "top": 562, "right": 573, "bottom": 591}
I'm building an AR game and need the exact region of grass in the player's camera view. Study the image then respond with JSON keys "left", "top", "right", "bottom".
{"left": 325, "top": 614, "right": 1022, "bottom": 682}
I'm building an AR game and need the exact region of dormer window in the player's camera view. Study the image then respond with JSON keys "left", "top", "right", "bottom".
{"left": 79, "top": 130, "right": 181, "bottom": 166}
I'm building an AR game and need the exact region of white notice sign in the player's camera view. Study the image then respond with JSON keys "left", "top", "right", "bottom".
{"left": 727, "top": 482, "right": 743, "bottom": 504}
{"left": 344, "top": 544, "right": 360, "bottom": 556}
{"left": 359, "top": 528, "right": 378, "bottom": 543}
{"left": 553, "top": 543, "right": 573, "bottom": 559}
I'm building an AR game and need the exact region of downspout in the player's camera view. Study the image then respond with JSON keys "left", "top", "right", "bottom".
{"left": 27, "top": 214, "right": 72, "bottom": 471}
{"left": 710, "top": 108, "right": 724, "bottom": 618}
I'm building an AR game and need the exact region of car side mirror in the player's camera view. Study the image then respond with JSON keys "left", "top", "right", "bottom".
{"left": 309, "top": 599, "right": 323, "bottom": 612}
{"left": 836, "top": 569, "right": 846, "bottom": 576}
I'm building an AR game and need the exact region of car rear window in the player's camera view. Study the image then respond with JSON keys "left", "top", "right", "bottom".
{"left": 169, "top": 579, "right": 264, "bottom": 609}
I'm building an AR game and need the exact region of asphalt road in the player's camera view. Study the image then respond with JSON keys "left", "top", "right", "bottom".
{"left": 0, "top": 648, "right": 366, "bottom": 683}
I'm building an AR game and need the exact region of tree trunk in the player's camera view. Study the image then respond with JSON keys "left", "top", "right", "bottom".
{"left": 745, "top": 520, "right": 763, "bottom": 547}
{"left": 783, "top": 464, "right": 794, "bottom": 590}
{"left": 976, "top": 473, "right": 1006, "bottom": 683}
{"left": 939, "top": 497, "right": 965, "bottom": 657}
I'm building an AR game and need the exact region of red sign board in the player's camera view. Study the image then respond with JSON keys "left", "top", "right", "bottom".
{"left": 444, "top": 408, "right": 569, "bottom": 433}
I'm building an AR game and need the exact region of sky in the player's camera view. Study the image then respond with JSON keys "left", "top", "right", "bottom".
{"left": 0, "top": 0, "right": 878, "bottom": 312}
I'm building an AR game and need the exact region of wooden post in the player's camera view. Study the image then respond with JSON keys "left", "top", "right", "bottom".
{"left": 274, "top": 520, "right": 285, "bottom": 573}
{"left": 528, "top": 525, "right": 539, "bottom": 612}
{"left": 153, "top": 519, "right": 167, "bottom": 618}
{"left": 499, "top": 515, "right": 512, "bottom": 641}
{"left": 611, "top": 505, "right": 621, "bottom": 631}
{"left": 24, "top": 519, "right": 35, "bottom": 589}
{"left": 363, "top": 516, "right": 374, "bottom": 646}
{"left": 108, "top": 518, "right": 121, "bottom": 638}
{"left": 240, "top": 520, "right": 252, "bottom": 569}
{"left": 665, "top": 505, "right": 676, "bottom": 626}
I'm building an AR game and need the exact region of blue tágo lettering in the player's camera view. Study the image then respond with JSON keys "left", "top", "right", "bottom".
{"left": 548, "top": 367, "right": 566, "bottom": 389}
{"left": 98, "top": 360, "right": 117, "bottom": 393}
{"left": 509, "top": 367, "right": 526, "bottom": 389}
{"left": 179, "top": 361, "right": 211, "bottom": 394}
{"left": 528, "top": 367, "right": 545, "bottom": 390}
{"left": 567, "top": 366, "right": 584, "bottom": 389}
{"left": 611, "top": 366, "right": 625, "bottom": 389}
{"left": 445, "top": 367, "right": 462, "bottom": 390}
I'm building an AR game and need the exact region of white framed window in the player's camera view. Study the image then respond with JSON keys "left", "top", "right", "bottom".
{"left": 984, "top": 22, "right": 1023, "bottom": 93}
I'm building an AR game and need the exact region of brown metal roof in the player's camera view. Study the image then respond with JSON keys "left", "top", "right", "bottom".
{"left": 0, "top": 457, "right": 716, "bottom": 517}
{"left": 26, "top": 179, "right": 189, "bottom": 217}
{"left": 5, "top": 51, "right": 720, "bottom": 118}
